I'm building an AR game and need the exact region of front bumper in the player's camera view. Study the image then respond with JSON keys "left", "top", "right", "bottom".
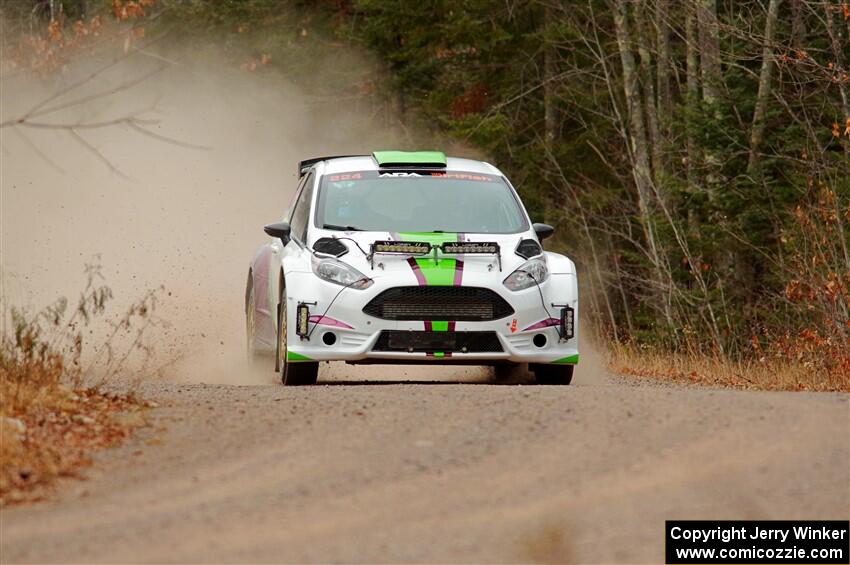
{"left": 282, "top": 270, "right": 579, "bottom": 365}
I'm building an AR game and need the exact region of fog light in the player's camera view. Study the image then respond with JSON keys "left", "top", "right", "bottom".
{"left": 322, "top": 332, "right": 337, "bottom": 346}
{"left": 560, "top": 306, "right": 575, "bottom": 340}
{"left": 296, "top": 303, "right": 310, "bottom": 338}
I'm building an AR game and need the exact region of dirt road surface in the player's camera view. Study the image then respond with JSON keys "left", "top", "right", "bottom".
{"left": 2, "top": 362, "right": 847, "bottom": 564}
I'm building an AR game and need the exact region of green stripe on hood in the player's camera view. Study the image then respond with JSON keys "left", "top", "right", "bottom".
{"left": 398, "top": 232, "right": 458, "bottom": 286}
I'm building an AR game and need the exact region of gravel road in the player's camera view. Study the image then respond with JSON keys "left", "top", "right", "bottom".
{"left": 2, "top": 361, "right": 848, "bottom": 564}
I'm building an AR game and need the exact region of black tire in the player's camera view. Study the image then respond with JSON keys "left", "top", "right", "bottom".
{"left": 282, "top": 361, "right": 319, "bottom": 386}
{"left": 275, "top": 290, "right": 318, "bottom": 386}
{"left": 532, "top": 364, "right": 574, "bottom": 385}
{"left": 245, "top": 277, "right": 263, "bottom": 365}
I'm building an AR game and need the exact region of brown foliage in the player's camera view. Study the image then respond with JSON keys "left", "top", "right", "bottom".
{"left": 0, "top": 264, "right": 162, "bottom": 506}
{"left": 0, "top": 385, "right": 146, "bottom": 506}
{"left": 451, "top": 84, "right": 489, "bottom": 118}
{"left": 610, "top": 343, "right": 849, "bottom": 392}
{"left": 5, "top": 0, "right": 154, "bottom": 76}
{"left": 771, "top": 184, "right": 850, "bottom": 381}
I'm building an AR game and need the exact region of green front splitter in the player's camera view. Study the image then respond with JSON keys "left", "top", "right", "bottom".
{"left": 551, "top": 355, "right": 579, "bottom": 365}
{"left": 287, "top": 351, "right": 314, "bottom": 362}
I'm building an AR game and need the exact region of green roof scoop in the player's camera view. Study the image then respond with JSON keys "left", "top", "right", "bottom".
{"left": 372, "top": 150, "right": 447, "bottom": 168}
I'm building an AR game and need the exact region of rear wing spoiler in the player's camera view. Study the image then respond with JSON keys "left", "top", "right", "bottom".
{"left": 298, "top": 151, "right": 448, "bottom": 176}
{"left": 298, "top": 155, "right": 366, "bottom": 177}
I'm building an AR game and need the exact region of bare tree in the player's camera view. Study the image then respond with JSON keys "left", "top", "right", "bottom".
{"left": 747, "top": 0, "right": 782, "bottom": 175}
{"left": 1, "top": 37, "right": 207, "bottom": 177}
{"left": 611, "top": 0, "right": 673, "bottom": 327}
{"left": 697, "top": 0, "right": 722, "bottom": 106}
{"left": 543, "top": 2, "right": 558, "bottom": 153}
{"left": 823, "top": 0, "right": 850, "bottom": 121}
{"left": 685, "top": 0, "right": 702, "bottom": 232}
{"left": 790, "top": 0, "right": 807, "bottom": 48}
{"left": 655, "top": 0, "right": 672, "bottom": 136}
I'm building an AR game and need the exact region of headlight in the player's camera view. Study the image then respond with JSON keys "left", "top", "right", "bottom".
{"left": 503, "top": 258, "right": 548, "bottom": 291}
{"left": 311, "top": 256, "right": 373, "bottom": 289}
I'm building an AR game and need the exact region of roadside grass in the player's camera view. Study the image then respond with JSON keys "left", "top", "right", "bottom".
{"left": 608, "top": 343, "right": 850, "bottom": 392}
{"left": 0, "top": 264, "right": 163, "bottom": 506}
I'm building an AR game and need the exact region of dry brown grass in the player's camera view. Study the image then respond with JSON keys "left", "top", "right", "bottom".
{"left": 0, "top": 263, "right": 161, "bottom": 506}
{"left": 0, "top": 384, "right": 147, "bottom": 505}
{"left": 609, "top": 342, "right": 850, "bottom": 392}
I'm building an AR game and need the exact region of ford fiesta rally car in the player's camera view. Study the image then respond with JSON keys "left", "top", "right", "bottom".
{"left": 246, "top": 151, "right": 578, "bottom": 385}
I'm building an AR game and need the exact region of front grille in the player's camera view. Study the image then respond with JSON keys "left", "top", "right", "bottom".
{"left": 363, "top": 286, "right": 514, "bottom": 321}
{"left": 372, "top": 331, "right": 504, "bottom": 353}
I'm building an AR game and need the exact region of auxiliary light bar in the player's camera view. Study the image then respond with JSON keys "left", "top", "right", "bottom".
{"left": 371, "top": 241, "right": 432, "bottom": 254}
{"left": 368, "top": 239, "right": 503, "bottom": 271}
{"left": 440, "top": 242, "right": 499, "bottom": 254}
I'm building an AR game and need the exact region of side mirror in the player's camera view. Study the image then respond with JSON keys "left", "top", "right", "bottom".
{"left": 533, "top": 223, "right": 555, "bottom": 241}
{"left": 264, "top": 221, "right": 291, "bottom": 243}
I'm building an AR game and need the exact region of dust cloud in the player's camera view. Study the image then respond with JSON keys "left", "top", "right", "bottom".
{"left": 1, "top": 39, "right": 601, "bottom": 386}
{"left": 0, "top": 41, "right": 390, "bottom": 383}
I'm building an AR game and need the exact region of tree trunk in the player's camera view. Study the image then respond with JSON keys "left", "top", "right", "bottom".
{"left": 613, "top": 0, "right": 654, "bottom": 224}
{"left": 824, "top": 0, "right": 850, "bottom": 121}
{"left": 612, "top": 0, "right": 673, "bottom": 328}
{"left": 747, "top": 0, "right": 782, "bottom": 175}
{"left": 655, "top": 0, "right": 672, "bottom": 136}
{"left": 543, "top": 4, "right": 557, "bottom": 152}
{"left": 697, "top": 0, "right": 722, "bottom": 106}
{"left": 685, "top": 1, "right": 701, "bottom": 234}
{"left": 790, "top": 0, "right": 806, "bottom": 48}
{"left": 824, "top": 0, "right": 850, "bottom": 165}
{"left": 635, "top": 0, "right": 665, "bottom": 190}
{"left": 697, "top": 0, "right": 723, "bottom": 196}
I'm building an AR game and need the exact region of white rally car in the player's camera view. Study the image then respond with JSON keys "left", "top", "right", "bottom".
{"left": 246, "top": 151, "right": 578, "bottom": 385}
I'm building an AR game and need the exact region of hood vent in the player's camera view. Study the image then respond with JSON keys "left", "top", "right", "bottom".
{"left": 313, "top": 237, "right": 349, "bottom": 257}
{"left": 515, "top": 239, "right": 542, "bottom": 259}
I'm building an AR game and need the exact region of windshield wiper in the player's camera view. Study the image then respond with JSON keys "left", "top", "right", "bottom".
{"left": 323, "top": 224, "right": 363, "bottom": 231}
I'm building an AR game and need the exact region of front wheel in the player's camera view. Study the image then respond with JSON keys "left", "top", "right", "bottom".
{"left": 532, "top": 364, "right": 574, "bottom": 385}
{"left": 276, "top": 296, "right": 318, "bottom": 386}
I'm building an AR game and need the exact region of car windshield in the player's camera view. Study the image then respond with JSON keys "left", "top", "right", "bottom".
{"left": 315, "top": 171, "right": 528, "bottom": 234}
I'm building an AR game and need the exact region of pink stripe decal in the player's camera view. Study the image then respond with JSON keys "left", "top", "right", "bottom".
{"left": 453, "top": 259, "right": 464, "bottom": 286}
{"left": 308, "top": 315, "right": 353, "bottom": 329}
{"left": 424, "top": 320, "right": 433, "bottom": 331}
{"left": 407, "top": 257, "right": 427, "bottom": 286}
{"left": 523, "top": 318, "right": 560, "bottom": 331}
{"left": 447, "top": 243, "right": 463, "bottom": 334}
